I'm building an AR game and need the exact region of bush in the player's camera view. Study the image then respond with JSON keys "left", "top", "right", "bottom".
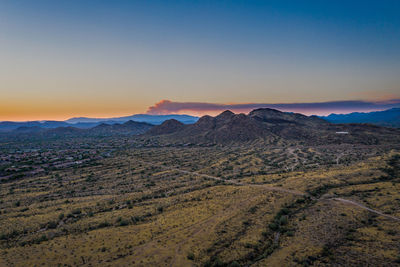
{"left": 72, "top": 208, "right": 81, "bottom": 215}
{"left": 97, "top": 222, "right": 111, "bottom": 228}
{"left": 269, "top": 223, "right": 279, "bottom": 231}
{"left": 261, "top": 231, "right": 268, "bottom": 237}
{"left": 47, "top": 221, "right": 58, "bottom": 229}
{"left": 229, "top": 261, "right": 241, "bottom": 267}
{"left": 387, "top": 230, "right": 397, "bottom": 236}
{"left": 395, "top": 255, "right": 400, "bottom": 263}
{"left": 279, "top": 216, "right": 288, "bottom": 225}
{"left": 321, "top": 245, "right": 332, "bottom": 257}
{"left": 119, "top": 219, "right": 130, "bottom": 227}
{"left": 278, "top": 208, "right": 289, "bottom": 216}
{"left": 187, "top": 252, "right": 195, "bottom": 260}
{"left": 35, "top": 234, "right": 48, "bottom": 244}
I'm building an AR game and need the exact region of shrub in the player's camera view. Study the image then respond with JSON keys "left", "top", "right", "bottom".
{"left": 97, "top": 222, "right": 111, "bottom": 228}
{"left": 279, "top": 216, "right": 288, "bottom": 225}
{"left": 387, "top": 230, "right": 396, "bottom": 236}
{"left": 261, "top": 231, "right": 268, "bottom": 237}
{"left": 72, "top": 208, "right": 81, "bottom": 215}
{"left": 229, "top": 261, "right": 241, "bottom": 267}
{"left": 278, "top": 208, "right": 289, "bottom": 216}
{"left": 47, "top": 221, "right": 58, "bottom": 229}
{"left": 269, "top": 223, "right": 279, "bottom": 231}
{"left": 187, "top": 252, "right": 195, "bottom": 260}
{"left": 35, "top": 234, "right": 48, "bottom": 244}
{"left": 119, "top": 219, "right": 129, "bottom": 226}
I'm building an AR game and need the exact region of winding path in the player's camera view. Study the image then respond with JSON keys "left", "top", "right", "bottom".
{"left": 137, "top": 159, "right": 400, "bottom": 223}
{"left": 138, "top": 159, "right": 306, "bottom": 196}
{"left": 330, "top": 197, "right": 400, "bottom": 222}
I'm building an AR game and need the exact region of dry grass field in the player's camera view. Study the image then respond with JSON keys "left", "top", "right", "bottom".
{"left": 0, "top": 140, "right": 399, "bottom": 266}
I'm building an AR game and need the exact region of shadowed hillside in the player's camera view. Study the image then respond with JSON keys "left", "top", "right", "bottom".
{"left": 144, "top": 108, "right": 400, "bottom": 145}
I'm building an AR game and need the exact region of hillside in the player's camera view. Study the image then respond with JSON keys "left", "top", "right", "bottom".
{"left": 146, "top": 119, "right": 185, "bottom": 135}
{"left": 88, "top": 120, "right": 153, "bottom": 136}
{"left": 145, "top": 108, "right": 400, "bottom": 145}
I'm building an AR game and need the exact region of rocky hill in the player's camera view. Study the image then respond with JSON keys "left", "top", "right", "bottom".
{"left": 88, "top": 120, "right": 153, "bottom": 135}
{"left": 144, "top": 108, "right": 400, "bottom": 145}
{"left": 146, "top": 119, "right": 185, "bottom": 135}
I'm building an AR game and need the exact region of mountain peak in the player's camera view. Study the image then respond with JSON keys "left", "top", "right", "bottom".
{"left": 248, "top": 108, "right": 282, "bottom": 116}
{"left": 216, "top": 110, "right": 235, "bottom": 120}
{"left": 219, "top": 110, "right": 234, "bottom": 115}
{"left": 146, "top": 119, "right": 185, "bottom": 136}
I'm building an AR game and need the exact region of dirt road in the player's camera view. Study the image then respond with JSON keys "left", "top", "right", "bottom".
{"left": 137, "top": 159, "right": 400, "bottom": 223}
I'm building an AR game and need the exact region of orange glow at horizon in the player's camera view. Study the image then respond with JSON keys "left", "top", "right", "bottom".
{"left": 2, "top": 98, "right": 400, "bottom": 121}
{"left": 0, "top": 102, "right": 149, "bottom": 122}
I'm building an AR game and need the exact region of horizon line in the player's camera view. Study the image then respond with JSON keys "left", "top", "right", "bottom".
{"left": 2, "top": 102, "right": 399, "bottom": 122}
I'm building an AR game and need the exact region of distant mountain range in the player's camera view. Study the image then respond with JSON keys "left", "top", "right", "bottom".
{"left": 1, "top": 109, "right": 399, "bottom": 142}
{"left": 9, "top": 120, "right": 154, "bottom": 137}
{"left": 0, "top": 114, "right": 199, "bottom": 132}
{"left": 321, "top": 108, "right": 400, "bottom": 128}
{"left": 65, "top": 114, "right": 199, "bottom": 125}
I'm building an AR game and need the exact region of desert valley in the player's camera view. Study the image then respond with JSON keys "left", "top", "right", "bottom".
{"left": 0, "top": 108, "right": 399, "bottom": 266}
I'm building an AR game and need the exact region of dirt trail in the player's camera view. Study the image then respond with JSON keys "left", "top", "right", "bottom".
{"left": 138, "top": 160, "right": 306, "bottom": 196}
{"left": 137, "top": 160, "right": 400, "bottom": 223}
{"left": 330, "top": 197, "right": 400, "bottom": 222}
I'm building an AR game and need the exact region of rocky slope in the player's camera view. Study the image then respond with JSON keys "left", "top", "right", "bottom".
{"left": 144, "top": 108, "right": 400, "bottom": 145}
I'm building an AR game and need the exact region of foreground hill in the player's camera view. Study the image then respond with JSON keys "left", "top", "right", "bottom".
{"left": 145, "top": 108, "right": 400, "bottom": 145}
{"left": 322, "top": 108, "right": 400, "bottom": 128}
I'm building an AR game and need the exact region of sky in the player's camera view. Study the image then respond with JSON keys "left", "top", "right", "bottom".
{"left": 1, "top": 0, "right": 400, "bottom": 121}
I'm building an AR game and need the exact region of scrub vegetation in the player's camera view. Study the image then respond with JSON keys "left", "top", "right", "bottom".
{"left": 0, "top": 135, "right": 399, "bottom": 266}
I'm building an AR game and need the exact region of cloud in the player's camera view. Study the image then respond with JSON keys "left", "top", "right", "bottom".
{"left": 146, "top": 99, "right": 400, "bottom": 116}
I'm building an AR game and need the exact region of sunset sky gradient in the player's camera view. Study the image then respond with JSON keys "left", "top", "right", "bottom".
{"left": 1, "top": 1, "right": 399, "bottom": 121}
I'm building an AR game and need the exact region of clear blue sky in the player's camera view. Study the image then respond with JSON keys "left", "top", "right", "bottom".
{"left": 1, "top": 0, "right": 399, "bottom": 120}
